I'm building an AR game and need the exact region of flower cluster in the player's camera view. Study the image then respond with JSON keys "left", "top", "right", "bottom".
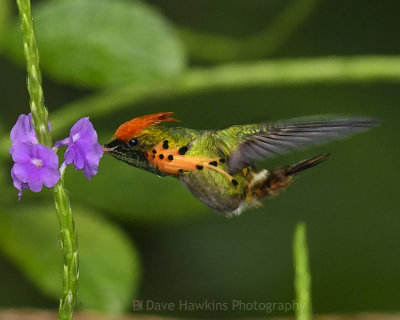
{"left": 9, "top": 114, "right": 103, "bottom": 199}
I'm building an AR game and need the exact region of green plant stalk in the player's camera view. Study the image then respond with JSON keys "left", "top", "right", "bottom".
{"left": 15, "top": 0, "right": 78, "bottom": 319}
{"left": 293, "top": 223, "right": 312, "bottom": 320}
{"left": 49, "top": 55, "right": 400, "bottom": 138}
{"left": 1, "top": 54, "right": 400, "bottom": 156}
{"left": 0, "top": 0, "right": 12, "bottom": 50}
{"left": 179, "top": 0, "right": 319, "bottom": 62}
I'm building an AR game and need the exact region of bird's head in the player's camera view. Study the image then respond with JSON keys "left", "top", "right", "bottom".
{"left": 104, "top": 112, "right": 179, "bottom": 173}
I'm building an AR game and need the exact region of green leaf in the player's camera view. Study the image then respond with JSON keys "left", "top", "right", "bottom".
{"left": 5, "top": 0, "right": 185, "bottom": 88}
{"left": 0, "top": 205, "right": 141, "bottom": 314}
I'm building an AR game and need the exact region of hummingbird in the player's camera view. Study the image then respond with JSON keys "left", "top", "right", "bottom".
{"left": 104, "top": 112, "right": 378, "bottom": 216}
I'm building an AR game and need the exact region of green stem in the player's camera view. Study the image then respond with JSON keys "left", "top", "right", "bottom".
{"left": 179, "top": 0, "right": 319, "bottom": 62}
{"left": 293, "top": 223, "right": 312, "bottom": 320}
{"left": 15, "top": 0, "right": 50, "bottom": 146}
{"left": 1, "top": 55, "right": 400, "bottom": 156}
{"left": 15, "top": 0, "right": 78, "bottom": 319}
{"left": 0, "top": 0, "right": 11, "bottom": 50}
{"left": 49, "top": 55, "right": 400, "bottom": 137}
{"left": 53, "top": 180, "right": 78, "bottom": 320}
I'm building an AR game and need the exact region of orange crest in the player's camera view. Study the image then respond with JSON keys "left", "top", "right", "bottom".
{"left": 114, "top": 112, "right": 179, "bottom": 142}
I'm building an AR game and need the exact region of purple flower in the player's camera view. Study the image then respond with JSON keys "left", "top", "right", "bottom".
{"left": 9, "top": 113, "right": 60, "bottom": 199}
{"left": 10, "top": 114, "right": 37, "bottom": 153}
{"left": 11, "top": 143, "right": 60, "bottom": 198}
{"left": 9, "top": 114, "right": 102, "bottom": 199}
{"left": 10, "top": 113, "right": 51, "bottom": 146}
{"left": 11, "top": 165, "right": 29, "bottom": 200}
{"left": 55, "top": 117, "right": 103, "bottom": 180}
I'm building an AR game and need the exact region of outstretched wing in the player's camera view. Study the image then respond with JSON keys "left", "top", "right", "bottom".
{"left": 217, "top": 117, "right": 379, "bottom": 174}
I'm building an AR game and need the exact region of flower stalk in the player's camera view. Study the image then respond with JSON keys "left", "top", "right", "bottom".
{"left": 15, "top": 0, "right": 78, "bottom": 319}
{"left": 293, "top": 223, "right": 312, "bottom": 320}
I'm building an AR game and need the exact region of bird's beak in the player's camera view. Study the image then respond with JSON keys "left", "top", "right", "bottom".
{"left": 103, "top": 139, "right": 125, "bottom": 154}
{"left": 102, "top": 146, "right": 114, "bottom": 154}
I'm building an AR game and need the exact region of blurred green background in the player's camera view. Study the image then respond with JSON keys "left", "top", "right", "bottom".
{"left": 0, "top": 0, "right": 399, "bottom": 318}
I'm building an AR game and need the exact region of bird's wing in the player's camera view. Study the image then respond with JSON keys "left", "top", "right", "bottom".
{"left": 216, "top": 117, "right": 379, "bottom": 174}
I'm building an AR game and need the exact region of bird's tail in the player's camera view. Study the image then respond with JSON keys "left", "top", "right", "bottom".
{"left": 253, "top": 153, "right": 329, "bottom": 199}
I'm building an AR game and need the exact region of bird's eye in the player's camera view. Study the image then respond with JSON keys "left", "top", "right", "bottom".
{"left": 128, "top": 138, "right": 139, "bottom": 147}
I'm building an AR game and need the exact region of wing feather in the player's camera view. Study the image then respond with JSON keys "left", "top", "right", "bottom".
{"left": 227, "top": 117, "right": 379, "bottom": 174}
